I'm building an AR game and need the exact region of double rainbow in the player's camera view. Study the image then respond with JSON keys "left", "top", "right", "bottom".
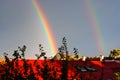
{"left": 32, "top": 0, "right": 105, "bottom": 55}
{"left": 32, "top": 0, "right": 57, "bottom": 55}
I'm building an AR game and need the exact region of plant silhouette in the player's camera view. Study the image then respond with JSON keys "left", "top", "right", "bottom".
{"left": 0, "top": 37, "right": 119, "bottom": 80}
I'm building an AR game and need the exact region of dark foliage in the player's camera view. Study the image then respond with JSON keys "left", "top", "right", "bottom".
{"left": 0, "top": 37, "right": 119, "bottom": 80}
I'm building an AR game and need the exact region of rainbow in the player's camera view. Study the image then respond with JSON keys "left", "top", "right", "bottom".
{"left": 84, "top": 0, "right": 105, "bottom": 54}
{"left": 32, "top": 0, "right": 57, "bottom": 55}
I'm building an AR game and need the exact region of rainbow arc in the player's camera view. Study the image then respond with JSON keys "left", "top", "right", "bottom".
{"left": 84, "top": 0, "right": 105, "bottom": 54}
{"left": 32, "top": 0, "right": 57, "bottom": 55}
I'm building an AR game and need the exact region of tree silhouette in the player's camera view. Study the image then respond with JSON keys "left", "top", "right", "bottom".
{"left": 73, "top": 48, "right": 79, "bottom": 59}
{"left": 13, "top": 50, "right": 20, "bottom": 60}
{"left": 109, "top": 49, "right": 120, "bottom": 59}
{"left": 73, "top": 48, "right": 79, "bottom": 55}
{"left": 62, "top": 37, "right": 69, "bottom": 60}
{"left": 4, "top": 53, "right": 9, "bottom": 64}
{"left": 18, "top": 45, "right": 26, "bottom": 58}
{"left": 61, "top": 37, "right": 69, "bottom": 80}
{"left": 35, "top": 44, "right": 46, "bottom": 60}
{"left": 2, "top": 37, "right": 119, "bottom": 80}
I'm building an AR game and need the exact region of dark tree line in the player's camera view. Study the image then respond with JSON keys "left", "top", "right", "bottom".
{"left": 1, "top": 37, "right": 116, "bottom": 80}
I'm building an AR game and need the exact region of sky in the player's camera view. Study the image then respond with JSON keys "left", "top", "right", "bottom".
{"left": 0, "top": 0, "right": 120, "bottom": 59}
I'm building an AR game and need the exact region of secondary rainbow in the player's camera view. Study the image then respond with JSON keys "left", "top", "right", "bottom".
{"left": 84, "top": 0, "right": 105, "bottom": 54}
{"left": 32, "top": 0, "right": 57, "bottom": 55}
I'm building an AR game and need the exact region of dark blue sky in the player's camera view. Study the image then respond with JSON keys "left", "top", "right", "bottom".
{"left": 0, "top": 0, "right": 120, "bottom": 59}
